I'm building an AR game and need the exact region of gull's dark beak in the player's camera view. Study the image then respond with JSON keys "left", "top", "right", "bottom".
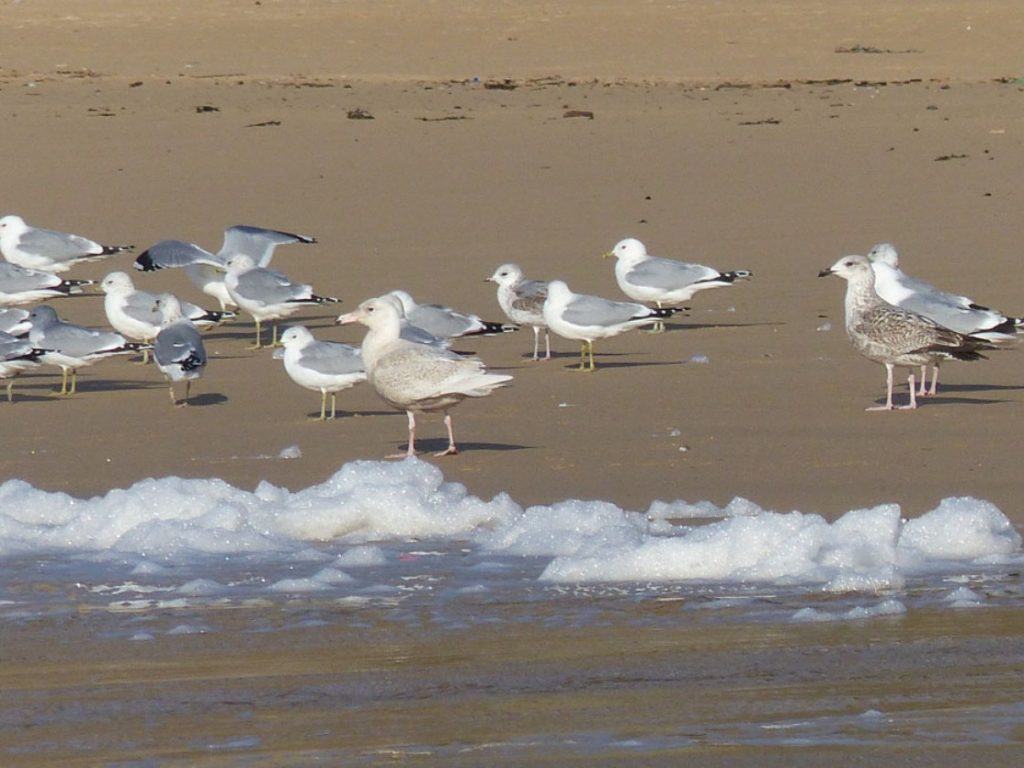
{"left": 817, "top": 268, "right": 834, "bottom": 278}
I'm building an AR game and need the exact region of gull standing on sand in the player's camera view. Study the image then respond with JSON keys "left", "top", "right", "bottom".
{"left": 605, "top": 237, "right": 752, "bottom": 331}
{"left": 0, "top": 262, "right": 93, "bottom": 306}
{"left": 0, "top": 215, "right": 132, "bottom": 272}
{"left": 868, "top": 242, "right": 1020, "bottom": 396}
{"left": 276, "top": 325, "right": 366, "bottom": 420}
{"left": 134, "top": 225, "right": 317, "bottom": 310}
{"left": 101, "top": 271, "right": 230, "bottom": 363}
{"left": 338, "top": 297, "right": 513, "bottom": 457}
{"left": 27, "top": 305, "right": 145, "bottom": 395}
{"left": 225, "top": 254, "right": 341, "bottom": 348}
{"left": 542, "top": 280, "right": 679, "bottom": 371}
{"left": 487, "top": 263, "right": 551, "bottom": 361}
{"left": 385, "top": 290, "right": 516, "bottom": 340}
{"left": 152, "top": 294, "right": 207, "bottom": 406}
{"left": 0, "top": 331, "right": 44, "bottom": 402}
{"left": 819, "top": 254, "right": 993, "bottom": 411}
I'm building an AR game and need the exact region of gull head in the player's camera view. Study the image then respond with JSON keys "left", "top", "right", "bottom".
{"left": 487, "top": 263, "right": 524, "bottom": 286}
{"left": 337, "top": 296, "right": 402, "bottom": 329}
{"left": 0, "top": 215, "right": 28, "bottom": 240}
{"left": 819, "top": 254, "right": 873, "bottom": 282}
{"left": 225, "top": 253, "right": 257, "bottom": 273}
{"left": 866, "top": 242, "right": 900, "bottom": 268}
{"left": 155, "top": 293, "right": 184, "bottom": 323}
{"left": 100, "top": 271, "right": 135, "bottom": 295}
{"left": 606, "top": 237, "right": 647, "bottom": 262}
{"left": 279, "top": 325, "right": 314, "bottom": 349}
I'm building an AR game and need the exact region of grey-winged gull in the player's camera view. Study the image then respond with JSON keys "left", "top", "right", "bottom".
{"left": 0, "top": 215, "right": 132, "bottom": 272}
{"left": 0, "top": 308, "right": 31, "bottom": 337}
{"left": 542, "top": 279, "right": 679, "bottom": 371}
{"left": 153, "top": 294, "right": 207, "bottom": 406}
{"left": 868, "top": 242, "right": 1019, "bottom": 396}
{"left": 134, "top": 225, "right": 316, "bottom": 310}
{"left": 338, "top": 297, "right": 512, "bottom": 457}
{"left": 819, "top": 254, "right": 993, "bottom": 410}
{"left": 0, "top": 262, "right": 93, "bottom": 306}
{"left": 27, "top": 305, "right": 145, "bottom": 395}
{"left": 224, "top": 254, "right": 340, "bottom": 349}
{"left": 605, "top": 237, "right": 752, "bottom": 331}
{"left": 487, "top": 263, "right": 551, "bottom": 361}
{"left": 276, "top": 325, "right": 366, "bottom": 420}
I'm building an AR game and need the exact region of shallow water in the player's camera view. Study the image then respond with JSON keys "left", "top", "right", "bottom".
{"left": 1, "top": 459, "right": 1023, "bottom": 764}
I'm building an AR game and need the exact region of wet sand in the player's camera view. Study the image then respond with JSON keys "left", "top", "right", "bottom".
{"left": 2, "top": 2, "right": 1024, "bottom": 764}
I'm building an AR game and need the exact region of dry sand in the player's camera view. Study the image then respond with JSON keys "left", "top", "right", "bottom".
{"left": 2, "top": 2, "right": 1024, "bottom": 764}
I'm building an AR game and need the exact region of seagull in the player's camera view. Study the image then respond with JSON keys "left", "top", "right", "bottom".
{"left": 134, "top": 225, "right": 317, "bottom": 310}
{"left": 605, "top": 237, "right": 752, "bottom": 331}
{"left": 0, "top": 308, "right": 31, "bottom": 337}
{"left": 819, "top": 254, "right": 993, "bottom": 410}
{"left": 338, "top": 296, "right": 513, "bottom": 458}
{"left": 0, "top": 215, "right": 133, "bottom": 273}
{"left": 0, "top": 331, "right": 44, "bottom": 402}
{"left": 0, "top": 262, "right": 93, "bottom": 306}
{"left": 224, "top": 254, "right": 341, "bottom": 348}
{"left": 542, "top": 279, "right": 679, "bottom": 371}
{"left": 153, "top": 295, "right": 207, "bottom": 406}
{"left": 27, "top": 305, "right": 145, "bottom": 395}
{"left": 868, "top": 242, "right": 1020, "bottom": 396}
{"left": 385, "top": 290, "right": 516, "bottom": 340}
{"left": 276, "top": 325, "right": 366, "bottom": 420}
{"left": 101, "top": 271, "right": 232, "bottom": 362}
{"left": 487, "top": 263, "right": 551, "bottom": 361}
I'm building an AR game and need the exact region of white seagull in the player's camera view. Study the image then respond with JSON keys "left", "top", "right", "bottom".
{"left": 0, "top": 262, "right": 93, "bottom": 306}
{"left": 0, "top": 215, "right": 132, "bottom": 272}
{"left": 276, "top": 325, "right": 366, "bottom": 420}
{"left": 819, "top": 254, "right": 993, "bottom": 411}
{"left": 224, "top": 254, "right": 341, "bottom": 349}
{"left": 134, "top": 224, "right": 317, "bottom": 310}
{"left": 542, "top": 279, "right": 679, "bottom": 371}
{"left": 868, "top": 242, "right": 1020, "bottom": 396}
{"left": 152, "top": 294, "right": 208, "bottom": 406}
{"left": 338, "top": 297, "right": 512, "bottom": 458}
{"left": 605, "top": 237, "right": 752, "bottom": 331}
{"left": 487, "top": 263, "right": 551, "bottom": 361}
{"left": 27, "top": 305, "right": 145, "bottom": 395}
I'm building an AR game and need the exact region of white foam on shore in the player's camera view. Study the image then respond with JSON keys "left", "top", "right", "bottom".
{"left": 0, "top": 459, "right": 1019, "bottom": 605}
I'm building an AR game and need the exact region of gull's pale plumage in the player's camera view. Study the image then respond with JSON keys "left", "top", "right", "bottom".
{"left": 134, "top": 225, "right": 316, "bottom": 310}
{"left": 819, "top": 254, "right": 993, "bottom": 411}
{"left": 542, "top": 279, "right": 679, "bottom": 370}
{"left": 0, "top": 262, "right": 93, "bottom": 306}
{"left": 27, "top": 305, "right": 144, "bottom": 395}
{"left": 0, "top": 308, "right": 31, "bottom": 337}
{"left": 0, "top": 215, "right": 132, "bottom": 272}
{"left": 338, "top": 297, "right": 512, "bottom": 457}
{"left": 225, "top": 254, "right": 340, "bottom": 348}
{"left": 153, "top": 295, "right": 207, "bottom": 406}
{"left": 487, "top": 263, "right": 551, "bottom": 361}
{"left": 868, "top": 242, "right": 1019, "bottom": 396}
{"left": 606, "top": 237, "right": 751, "bottom": 330}
{"left": 277, "top": 325, "right": 366, "bottom": 420}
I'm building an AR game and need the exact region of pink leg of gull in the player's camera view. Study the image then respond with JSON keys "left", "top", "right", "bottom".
{"left": 434, "top": 411, "right": 459, "bottom": 456}
{"left": 898, "top": 371, "right": 919, "bottom": 410}
{"left": 387, "top": 411, "right": 418, "bottom": 459}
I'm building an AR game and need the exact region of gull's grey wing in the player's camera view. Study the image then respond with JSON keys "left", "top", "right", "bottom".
{"left": 16, "top": 226, "right": 100, "bottom": 261}
{"left": 120, "top": 290, "right": 164, "bottom": 325}
{"left": 626, "top": 257, "right": 720, "bottom": 291}
{"left": 234, "top": 267, "right": 309, "bottom": 304}
{"left": 155, "top": 323, "right": 207, "bottom": 367}
{"left": 511, "top": 280, "right": 548, "bottom": 314}
{"left": 37, "top": 323, "right": 129, "bottom": 358}
{"left": 135, "top": 240, "right": 224, "bottom": 271}
{"left": 563, "top": 294, "right": 648, "bottom": 327}
{"left": 300, "top": 341, "right": 365, "bottom": 377}
{"left": 222, "top": 225, "right": 317, "bottom": 267}
{"left": 0, "top": 262, "right": 65, "bottom": 291}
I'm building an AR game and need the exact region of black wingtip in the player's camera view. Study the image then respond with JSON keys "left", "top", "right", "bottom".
{"left": 721, "top": 269, "right": 753, "bottom": 282}
{"left": 463, "top": 321, "right": 519, "bottom": 336}
{"left": 134, "top": 250, "right": 161, "bottom": 271}
{"left": 101, "top": 244, "right": 135, "bottom": 256}
{"left": 651, "top": 307, "right": 681, "bottom": 319}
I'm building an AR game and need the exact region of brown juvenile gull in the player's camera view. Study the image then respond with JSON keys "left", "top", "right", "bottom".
{"left": 486, "top": 263, "right": 551, "bottom": 361}
{"left": 337, "top": 297, "right": 513, "bottom": 458}
{"left": 819, "top": 254, "right": 993, "bottom": 411}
